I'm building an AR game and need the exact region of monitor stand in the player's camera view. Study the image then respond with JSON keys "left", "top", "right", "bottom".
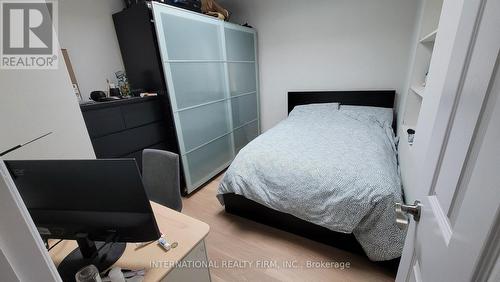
{"left": 57, "top": 236, "right": 126, "bottom": 282}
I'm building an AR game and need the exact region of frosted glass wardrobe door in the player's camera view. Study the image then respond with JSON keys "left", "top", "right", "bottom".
{"left": 186, "top": 135, "right": 232, "bottom": 185}
{"left": 225, "top": 25, "right": 260, "bottom": 156}
{"left": 169, "top": 62, "right": 226, "bottom": 109}
{"left": 178, "top": 101, "right": 231, "bottom": 152}
{"left": 225, "top": 27, "right": 255, "bottom": 61}
{"left": 228, "top": 63, "right": 257, "bottom": 96}
{"left": 159, "top": 11, "right": 223, "bottom": 60}
{"left": 231, "top": 93, "right": 258, "bottom": 128}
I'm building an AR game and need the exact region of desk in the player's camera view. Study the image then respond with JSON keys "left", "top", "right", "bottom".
{"left": 49, "top": 202, "right": 210, "bottom": 282}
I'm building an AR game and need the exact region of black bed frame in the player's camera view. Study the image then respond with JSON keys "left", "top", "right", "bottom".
{"left": 222, "top": 90, "right": 399, "bottom": 268}
{"left": 287, "top": 90, "right": 395, "bottom": 112}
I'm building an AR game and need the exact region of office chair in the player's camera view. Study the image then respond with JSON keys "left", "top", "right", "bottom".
{"left": 142, "top": 149, "right": 182, "bottom": 212}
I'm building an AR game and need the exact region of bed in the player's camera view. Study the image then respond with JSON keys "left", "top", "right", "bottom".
{"left": 216, "top": 90, "right": 404, "bottom": 263}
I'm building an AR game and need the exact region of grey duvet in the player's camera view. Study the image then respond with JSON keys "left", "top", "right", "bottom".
{"left": 217, "top": 103, "right": 405, "bottom": 261}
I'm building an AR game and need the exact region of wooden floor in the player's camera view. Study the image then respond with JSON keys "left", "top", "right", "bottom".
{"left": 182, "top": 174, "right": 397, "bottom": 282}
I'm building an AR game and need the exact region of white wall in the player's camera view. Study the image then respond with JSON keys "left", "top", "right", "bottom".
{"left": 219, "top": 0, "right": 420, "bottom": 130}
{"left": 58, "top": 0, "right": 125, "bottom": 102}
{"left": 0, "top": 54, "right": 95, "bottom": 160}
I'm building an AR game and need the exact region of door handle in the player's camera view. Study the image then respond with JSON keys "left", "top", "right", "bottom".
{"left": 395, "top": 200, "right": 422, "bottom": 230}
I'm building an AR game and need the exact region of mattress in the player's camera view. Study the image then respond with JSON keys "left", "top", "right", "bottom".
{"left": 217, "top": 103, "right": 405, "bottom": 261}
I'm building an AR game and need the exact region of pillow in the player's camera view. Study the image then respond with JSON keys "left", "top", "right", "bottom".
{"left": 289, "top": 103, "right": 340, "bottom": 115}
{"left": 339, "top": 105, "right": 394, "bottom": 126}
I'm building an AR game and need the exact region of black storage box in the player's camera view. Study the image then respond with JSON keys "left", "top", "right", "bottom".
{"left": 164, "top": 0, "right": 201, "bottom": 12}
{"left": 124, "top": 0, "right": 201, "bottom": 13}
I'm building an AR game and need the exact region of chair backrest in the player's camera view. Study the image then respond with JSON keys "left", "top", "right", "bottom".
{"left": 142, "top": 149, "right": 182, "bottom": 212}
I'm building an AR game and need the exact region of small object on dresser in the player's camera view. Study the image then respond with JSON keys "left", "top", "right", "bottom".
{"left": 109, "top": 86, "right": 121, "bottom": 97}
{"left": 115, "top": 71, "right": 131, "bottom": 97}
{"left": 139, "top": 92, "right": 158, "bottom": 97}
{"left": 90, "top": 91, "right": 106, "bottom": 102}
{"left": 107, "top": 79, "right": 119, "bottom": 97}
{"left": 130, "top": 88, "right": 145, "bottom": 97}
{"left": 90, "top": 91, "right": 120, "bottom": 102}
{"left": 407, "top": 128, "right": 416, "bottom": 145}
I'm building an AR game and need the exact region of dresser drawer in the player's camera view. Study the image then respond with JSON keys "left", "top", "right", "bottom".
{"left": 92, "top": 122, "right": 167, "bottom": 157}
{"left": 121, "top": 100, "right": 164, "bottom": 128}
{"left": 82, "top": 107, "right": 125, "bottom": 138}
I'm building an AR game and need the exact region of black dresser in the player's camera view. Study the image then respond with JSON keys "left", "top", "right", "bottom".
{"left": 80, "top": 96, "right": 179, "bottom": 171}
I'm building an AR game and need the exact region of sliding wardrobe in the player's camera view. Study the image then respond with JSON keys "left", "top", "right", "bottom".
{"left": 114, "top": 2, "right": 260, "bottom": 194}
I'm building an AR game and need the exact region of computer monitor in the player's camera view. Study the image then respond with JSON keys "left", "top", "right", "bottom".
{"left": 5, "top": 159, "right": 161, "bottom": 281}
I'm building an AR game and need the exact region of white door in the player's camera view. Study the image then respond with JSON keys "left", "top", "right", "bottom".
{"left": 397, "top": 0, "right": 500, "bottom": 281}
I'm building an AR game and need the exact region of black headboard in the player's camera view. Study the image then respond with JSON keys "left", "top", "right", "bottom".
{"left": 287, "top": 90, "right": 395, "bottom": 113}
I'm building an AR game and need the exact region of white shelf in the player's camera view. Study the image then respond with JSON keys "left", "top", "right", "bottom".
{"left": 420, "top": 29, "right": 438, "bottom": 43}
{"left": 410, "top": 85, "right": 425, "bottom": 98}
